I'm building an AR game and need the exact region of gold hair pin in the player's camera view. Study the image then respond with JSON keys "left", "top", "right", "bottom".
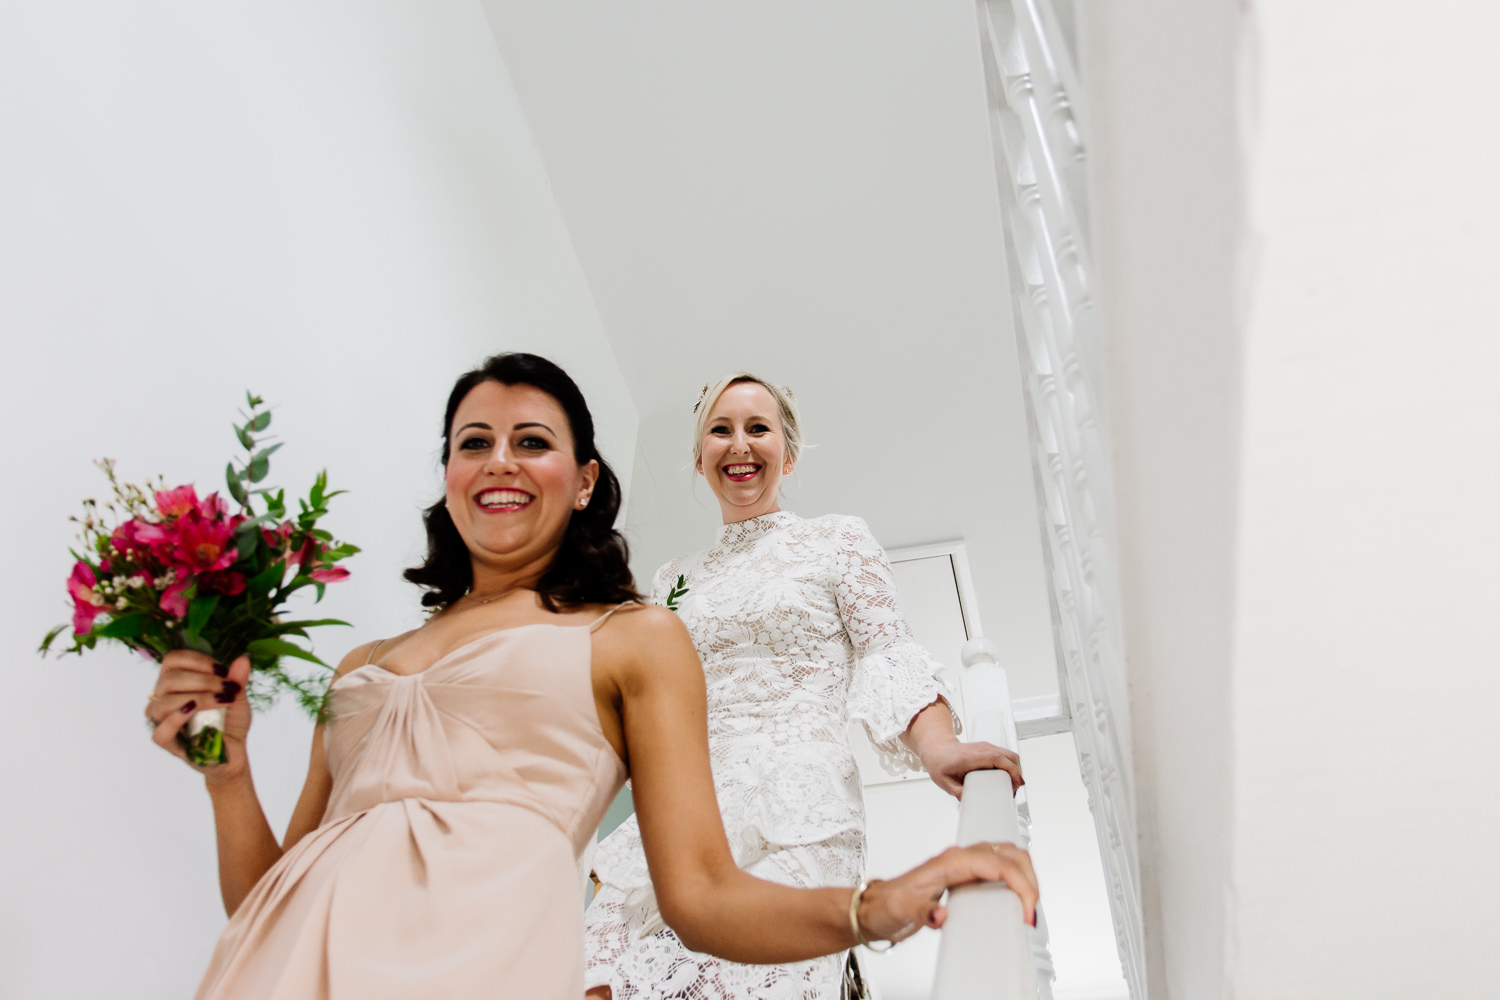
{"left": 693, "top": 380, "right": 794, "bottom": 414}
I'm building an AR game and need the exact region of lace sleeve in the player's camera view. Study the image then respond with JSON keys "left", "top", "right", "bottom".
{"left": 832, "top": 516, "right": 959, "bottom": 775}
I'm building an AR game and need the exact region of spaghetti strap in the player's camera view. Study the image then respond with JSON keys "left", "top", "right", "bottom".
{"left": 364, "top": 638, "right": 385, "bottom": 665}
{"left": 588, "top": 601, "right": 638, "bottom": 633}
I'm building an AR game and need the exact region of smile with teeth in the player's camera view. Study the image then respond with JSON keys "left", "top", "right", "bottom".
{"left": 723, "top": 463, "right": 761, "bottom": 481}
{"left": 476, "top": 488, "right": 534, "bottom": 510}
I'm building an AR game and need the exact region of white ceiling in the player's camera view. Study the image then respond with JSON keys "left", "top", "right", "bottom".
{"left": 479, "top": 1, "right": 1057, "bottom": 697}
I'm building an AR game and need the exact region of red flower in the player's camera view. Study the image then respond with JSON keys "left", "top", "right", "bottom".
{"left": 67, "top": 562, "right": 107, "bottom": 634}
{"left": 159, "top": 579, "right": 190, "bottom": 618}
{"left": 308, "top": 566, "right": 349, "bottom": 584}
{"left": 200, "top": 570, "right": 247, "bottom": 596}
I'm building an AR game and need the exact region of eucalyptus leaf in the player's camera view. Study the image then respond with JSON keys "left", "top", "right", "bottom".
{"left": 226, "top": 464, "right": 248, "bottom": 506}
{"left": 249, "top": 411, "right": 271, "bottom": 432}
{"left": 251, "top": 442, "right": 283, "bottom": 464}
{"left": 235, "top": 529, "right": 259, "bottom": 561}
{"left": 232, "top": 512, "right": 278, "bottom": 535}
{"left": 236, "top": 425, "right": 255, "bottom": 450}
{"left": 247, "top": 457, "right": 269, "bottom": 483}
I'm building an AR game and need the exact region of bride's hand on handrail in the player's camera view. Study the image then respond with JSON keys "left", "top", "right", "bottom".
{"left": 145, "top": 650, "right": 253, "bottom": 784}
{"left": 858, "top": 841, "right": 1039, "bottom": 944}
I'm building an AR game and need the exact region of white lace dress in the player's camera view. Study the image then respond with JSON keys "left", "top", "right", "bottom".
{"left": 584, "top": 511, "right": 955, "bottom": 1000}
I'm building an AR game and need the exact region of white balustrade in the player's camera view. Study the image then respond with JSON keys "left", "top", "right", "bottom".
{"left": 975, "top": 0, "right": 1147, "bottom": 995}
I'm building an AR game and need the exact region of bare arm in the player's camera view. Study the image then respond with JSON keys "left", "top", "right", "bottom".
{"left": 600, "top": 608, "right": 1038, "bottom": 962}
{"left": 903, "top": 698, "right": 1023, "bottom": 798}
{"left": 148, "top": 644, "right": 366, "bottom": 915}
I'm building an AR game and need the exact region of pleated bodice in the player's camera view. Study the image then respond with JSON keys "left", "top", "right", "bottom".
{"left": 324, "top": 623, "right": 626, "bottom": 856}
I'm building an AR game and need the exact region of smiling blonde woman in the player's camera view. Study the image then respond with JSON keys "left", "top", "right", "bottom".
{"left": 584, "top": 374, "right": 1025, "bottom": 1000}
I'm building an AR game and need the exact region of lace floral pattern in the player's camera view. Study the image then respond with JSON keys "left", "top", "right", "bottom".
{"left": 585, "top": 512, "right": 955, "bottom": 999}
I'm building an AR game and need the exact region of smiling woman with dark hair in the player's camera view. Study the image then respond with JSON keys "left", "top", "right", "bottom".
{"left": 140, "top": 353, "right": 1037, "bottom": 998}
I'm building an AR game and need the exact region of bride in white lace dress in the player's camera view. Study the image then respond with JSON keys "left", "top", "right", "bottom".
{"left": 584, "top": 374, "right": 1024, "bottom": 1000}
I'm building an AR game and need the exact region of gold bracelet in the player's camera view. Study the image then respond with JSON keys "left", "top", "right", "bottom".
{"left": 848, "top": 881, "right": 895, "bottom": 952}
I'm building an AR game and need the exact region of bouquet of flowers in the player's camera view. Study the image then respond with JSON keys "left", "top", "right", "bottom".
{"left": 40, "top": 394, "right": 358, "bottom": 766}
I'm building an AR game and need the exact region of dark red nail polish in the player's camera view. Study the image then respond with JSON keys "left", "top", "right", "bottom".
{"left": 221, "top": 680, "right": 241, "bottom": 697}
{"left": 181, "top": 700, "right": 196, "bottom": 714}
{"left": 1030, "top": 912, "right": 1038, "bottom": 928}
{"left": 212, "top": 660, "right": 229, "bottom": 678}
{"left": 214, "top": 691, "right": 234, "bottom": 704}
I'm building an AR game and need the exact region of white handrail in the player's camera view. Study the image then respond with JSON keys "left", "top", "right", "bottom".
{"left": 930, "top": 638, "right": 1041, "bottom": 1000}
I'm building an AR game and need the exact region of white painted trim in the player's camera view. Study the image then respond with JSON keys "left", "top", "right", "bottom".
{"left": 887, "top": 540, "right": 985, "bottom": 641}
{"left": 1014, "top": 693, "right": 1072, "bottom": 740}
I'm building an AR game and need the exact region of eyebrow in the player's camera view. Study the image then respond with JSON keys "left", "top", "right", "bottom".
{"left": 455, "top": 421, "right": 557, "bottom": 435}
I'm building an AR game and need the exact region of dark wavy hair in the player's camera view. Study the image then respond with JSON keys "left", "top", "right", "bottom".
{"left": 404, "top": 353, "right": 639, "bottom": 612}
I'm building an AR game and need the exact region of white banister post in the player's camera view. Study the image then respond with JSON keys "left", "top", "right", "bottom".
{"left": 931, "top": 638, "right": 1038, "bottom": 1000}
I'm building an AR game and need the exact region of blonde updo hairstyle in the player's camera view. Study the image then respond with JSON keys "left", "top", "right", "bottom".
{"left": 691, "top": 373, "right": 804, "bottom": 472}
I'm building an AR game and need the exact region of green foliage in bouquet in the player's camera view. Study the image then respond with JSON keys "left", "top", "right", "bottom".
{"left": 41, "top": 394, "right": 358, "bottom": 720}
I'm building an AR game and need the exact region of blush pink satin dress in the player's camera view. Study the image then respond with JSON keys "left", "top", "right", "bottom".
{"left": 193, "top": 617, "right": 628, "bottom": 999}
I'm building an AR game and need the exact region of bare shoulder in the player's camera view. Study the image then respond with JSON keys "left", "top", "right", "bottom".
{"left": 597, "top": 602, "right": 687, "bottom": 644}
{"left": 591, "top": 603, "right": 699, "bottom": 687}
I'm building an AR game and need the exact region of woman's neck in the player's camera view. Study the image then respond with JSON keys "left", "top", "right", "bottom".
{"left": 718, "top": 500, "right": 781, "bottom": 526}
{"left": 468, "top": 557, "right": 550, "bottom": 602}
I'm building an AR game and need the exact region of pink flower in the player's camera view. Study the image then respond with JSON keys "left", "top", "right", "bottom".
{"left": 262, "top": 523, "right": 294, "bottom": 552}
{"left": 288, "top": 535, "right": 317, "bottom": 569}
{"left": 308, "top": 566, "right": 349, "bottom": 584}
{"left": 113, "top": 518, "right": 171, "bottom": 566}
{"left": 67, "top": 562, "right": 107, "bottom": 634}
{"left": 197, "top": 491, "right": 230, "bottom": 519}
{"left": 159, "top": 579, "right": 190, "bottom": 618}
{"left": 172, "top": 511, "right": 239, "bottom": 574}
{"left": 154, "top": 485, "right": 200, "bottom": 520}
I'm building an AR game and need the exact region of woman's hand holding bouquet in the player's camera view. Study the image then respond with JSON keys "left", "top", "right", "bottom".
{"left": 41, "top": 394, "right": 357, "bottom": 766}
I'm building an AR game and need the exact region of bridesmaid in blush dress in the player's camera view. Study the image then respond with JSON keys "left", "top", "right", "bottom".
{"left": 142, "top": 354, "right": 1039, "bottom": 999}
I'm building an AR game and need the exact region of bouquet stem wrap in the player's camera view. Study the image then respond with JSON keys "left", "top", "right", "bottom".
{"left": 181, "top": 707, "right": 228, "bottom": 767}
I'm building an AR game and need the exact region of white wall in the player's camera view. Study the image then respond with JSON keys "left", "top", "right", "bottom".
{"left": 1232, "top": 3, "right": 1500, "bottom": 997}
{"left": 1080, "top": 4, "right": 1249, "bottom": 996}
{"left": 0, "top": 4, "right": 631, "bottom": 998}
{"left": 1085, "top": 1, "right": 1500, "bottom": 996}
